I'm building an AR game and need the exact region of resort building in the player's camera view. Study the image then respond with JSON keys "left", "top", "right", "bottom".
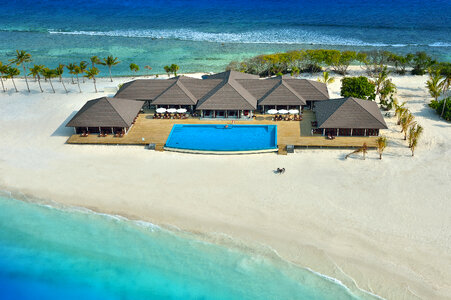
{"left": 65, "top": 71, "right": 387, "bottom": 153}
{"left": 315, "top": 97, "right": 388, "bottom": 137}
{"left": 66, "top": 97, "right": 143, "bottom": 135}
{"left": 114, "top": 70, "right": 329, "bottom": 117}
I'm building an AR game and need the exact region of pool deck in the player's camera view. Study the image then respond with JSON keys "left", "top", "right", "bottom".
{"left": 66, "top": 110, "right": 379, "bottom": 151}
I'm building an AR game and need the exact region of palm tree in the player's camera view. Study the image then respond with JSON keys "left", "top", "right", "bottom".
{"left": 5, "top": 66, "right": 20, "bottom": 92}
{"left": 41, "top": 68, "right": 57, "bottom": 93}
{"left": 394, "top": 102, "right": 407, "bottom": 125}
{"left": 408, "top": 124, "right": 423, "bottom": 156}
{"left": 345, "top": 143, "right": 368, "bottom": 160}
{"left": 28, "top": 64, "right": 44, "bottom": 92}
{"left": 66, "top": 63, "right": 77, "bottom": 84}
{"left": 90, "top": 56, "right": 101, "bottom": 68}
{"left": 79, "top": 61, "right": 88, "bottom": 83}
{"left": 0, "top": 62, "right": 8, "bottom": 92}
{"left": 100, "top": 55, "right": 120, "bottom": 82}
{"left": 317, "top": 71, "right": 335, "bottom": 85}
{"left": 400, "top": 113, "right": 416, "bottom": 140}
{"left": 439, "top": 72, "right": 451, "bottom": 118}
{"left": 55, "top": 64, "right": 68, "bottom": 93}
{"left": 376, "top": 136, "right": 387, "bottom": 160}
{"left": 164, "top": 65, "right": 171, "bottom": 77}
{"left": 426, "top": 69, "right": 442, "bottom": 102}
{"left": 72, "top": 65, "right": 82, "bottom": 93}
{"left": 10, "top": 50, "right": 32, "bottom": 92}
{"left": 130, "top": 63, "right": 139, "bottom": 73}
{"left": 84, "top": 67, "right": 100, "bottom": 93}
{"left": 372, "top": 66, "right": 390, "bottom": 100}
{"left": 170, "top": 64, "right": 179, "bottom": 76}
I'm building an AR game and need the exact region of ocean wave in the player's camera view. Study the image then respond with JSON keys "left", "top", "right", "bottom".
{"left": 428, "top": 42, "right": 451, "bottom": 47}
{"left": 47, "top": 28, "right": 427, "bottom": 47}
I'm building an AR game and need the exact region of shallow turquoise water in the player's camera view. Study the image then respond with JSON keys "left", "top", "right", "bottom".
{"left": 0, "top": 194, "right": 374, "bottom": 300}
{"left": 0, "top": 0, "right": 450, "bottom": 76}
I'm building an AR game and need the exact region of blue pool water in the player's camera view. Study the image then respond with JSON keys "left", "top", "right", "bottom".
{"left": 0, "top": 194, "right": 376, "bottom": 300}
{"left": 165, "top": 124, "right": 278, "bottom": 152}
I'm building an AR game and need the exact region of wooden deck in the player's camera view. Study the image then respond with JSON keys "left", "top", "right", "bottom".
{"left": 66, "top": 110, "right": 378, "bottom": 149}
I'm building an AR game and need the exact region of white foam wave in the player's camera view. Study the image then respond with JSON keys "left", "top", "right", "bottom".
{"left": 429, "top": 42, "right": 451, "bottom": 47}
{"left": 48, "top": 28, "right": 407, "bottom": 47}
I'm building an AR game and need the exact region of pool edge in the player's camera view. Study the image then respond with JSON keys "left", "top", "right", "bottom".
{"left": 164, "top": 147, "right": 278, "bottom": 155}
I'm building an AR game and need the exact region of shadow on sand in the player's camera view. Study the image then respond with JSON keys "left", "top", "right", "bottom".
{"left": 51, "top": 111, "right": 77, "bottom": 137}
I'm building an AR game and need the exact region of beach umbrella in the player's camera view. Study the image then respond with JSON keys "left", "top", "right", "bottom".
{"left": 278, "top": 109, "right": 289, "bottom": 114}
{"left": 288, "top": 109, "right": 300, "bottom": 114}
{"left": 167, "top": 108, "right": 177, "bottom": 113}
{"left": 177, "top": 108, "right": 187, "bottom": 113}
{"left": 156, "top": 108, "right": 166, "bottom": 113}
{"left": 267, "top": 109, "right": 278, "bottom": 114}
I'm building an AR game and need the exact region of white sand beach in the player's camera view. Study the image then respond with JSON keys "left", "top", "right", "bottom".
{"left": 0, "top": 69, "right": 450, "bottom": 299}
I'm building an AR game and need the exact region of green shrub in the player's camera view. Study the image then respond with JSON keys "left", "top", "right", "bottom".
{"left": 341, "top": 76, "right": 376, "bottom": 100}
{"left": 411, "top": 52, "right": 435, "bottom": 75}
{"left": 429, "top": 97, "right": 451, "bottom": 121}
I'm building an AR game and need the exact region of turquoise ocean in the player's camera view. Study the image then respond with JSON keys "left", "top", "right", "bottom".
{"left": 0, "top": 0, "right": 450, "bottom": 76}
{"left": 0, "top": 193, "right": 377, "bottom": 300}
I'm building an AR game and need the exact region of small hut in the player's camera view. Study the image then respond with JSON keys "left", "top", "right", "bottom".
{"left": 315, "top": 97, "right": 388, "bottom": 136}
{"left": 66, "top": 97, "right": 143, "bottom": 135}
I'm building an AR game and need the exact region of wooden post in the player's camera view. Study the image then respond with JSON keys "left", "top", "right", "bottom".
{"left": 336, "top": 128, "right": 339, "bottom": 137}
{"left": 322, "top": 128, "right": 325, "bottom": 136}
{"left": 350, "top": 128, "right": 353, "bottom": 136}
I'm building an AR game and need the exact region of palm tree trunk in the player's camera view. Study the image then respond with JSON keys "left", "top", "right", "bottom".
{"left": 441, "top": 96, "right": 447, "bottom": 117}
{"left": 22, "top": 64, "right": 30, "bottom": 92}
{"left": 37, "top": 76, "right": 43, "bottom": 93}
{"left": 75, "top": 74, "right": 81, "bottom": 93}
{"left": 60, "top": 76, "right": 68, "bottom": 93}
{"left": 49, "top": 78, "right": 55, "bottom": 93}
{"left": 109, "top": 67, "right": 113, "bottom": 82}
{"left": 93, "top": 77, "right": 97, "bottom": 93}
{"left": 11, "top": 77, "right": 18, "bottom": 92}
{"left": 0, "top": 76, "right": 5, "bottom": 92}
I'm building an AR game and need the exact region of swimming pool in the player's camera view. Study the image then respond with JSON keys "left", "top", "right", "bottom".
{"left": 165, "top": 124, "right": 278, "bottom": 153}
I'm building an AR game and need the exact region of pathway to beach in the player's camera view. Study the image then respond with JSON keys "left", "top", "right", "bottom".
{"left": 0, "top": 70, "right": 450, "bottom": 300}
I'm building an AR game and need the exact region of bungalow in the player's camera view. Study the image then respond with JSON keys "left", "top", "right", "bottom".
{"left": 315, "top": 97, "right": 388, "bottom": 137}
{"left": 66, "top": 97, "right": 143, "bottom": 135}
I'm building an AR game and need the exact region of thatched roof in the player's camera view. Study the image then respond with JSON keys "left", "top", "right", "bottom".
{"left": 196, "top": 71, "right": 257, "bottom": 110}
{"left": 152, "top": 76, "right": 198, "bottom": 105}
{"left": 114, "top": 79, "right": 172, "bottom": 100}
{"left": 315, "top": 97, "right": 388, "bottom": 129}
{"left": 66, "top": 97, "right": 143, "bottom": 128}
{"left": 258, "top": 77, "right": 306, "bottom": 106}
{"left": 113, "top": 71, "right": 329, "bottom": 109}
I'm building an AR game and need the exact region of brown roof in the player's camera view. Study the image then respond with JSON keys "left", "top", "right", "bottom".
{"left": 66, "top": 97, "right": 143, "bottom": 128}
{"left": 258, "top": 77, "right": 306, "bottom": 106}
{"left": 315, "top": 97, "right": 388, "bottom": 129}
{"left": 152, "top": 77, "right": 198, "bottom": 105}
{"left": 283, "top": 79, "right": 329, "bottom": 101}
{"left": 115, "top": 79, "right": 172, "bottom": 100}
{"left": 196, "top": 71, "right": 258, "bottom": 110}
{"left": 113, "top": 71, "right": 329, "bottom": 108}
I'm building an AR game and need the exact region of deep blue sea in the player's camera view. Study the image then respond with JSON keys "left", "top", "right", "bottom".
{"left": 0, "top": 194, "right": 377, "bottom": 300}
{"left": 0, "top": 0, "right": 450, "bottom": 76}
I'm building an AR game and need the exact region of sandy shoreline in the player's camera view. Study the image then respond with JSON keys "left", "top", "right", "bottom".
{"left": 0, "top": 68, "right": 450, "bottom": 299}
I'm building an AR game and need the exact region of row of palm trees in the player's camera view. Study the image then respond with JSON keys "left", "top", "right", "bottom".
{"left": 0, "top": 50, "right": 121, "bottom": 93}
{"left": 395, "top": 101, "right": 423, "bottom": 156}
